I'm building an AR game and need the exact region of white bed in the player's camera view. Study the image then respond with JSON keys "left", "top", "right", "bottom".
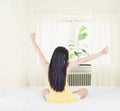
{"left": 0, "top": 86, "right": 120, "bottom": 111}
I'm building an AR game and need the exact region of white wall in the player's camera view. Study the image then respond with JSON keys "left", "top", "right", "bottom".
{"left": 27, "top": 0, "right": 120, "bottom": 12}
{"left": 0, "top": 0, "right": 28, "bottom": 92}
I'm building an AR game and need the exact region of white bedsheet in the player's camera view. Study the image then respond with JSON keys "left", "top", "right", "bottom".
{"left": 0, "top": 86, "right": 120, "bottom": 111}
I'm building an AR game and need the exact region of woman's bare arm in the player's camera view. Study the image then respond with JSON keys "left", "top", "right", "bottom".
{"left": 30, "top": 33, "right": 49, "bottom": 68}
{"left": 68, "top": 47, "right": 109, "bottom": 70}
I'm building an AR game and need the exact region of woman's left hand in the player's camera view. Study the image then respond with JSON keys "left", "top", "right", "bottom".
{"left": 101, "top": 47, "right": 109, "bottom": 55}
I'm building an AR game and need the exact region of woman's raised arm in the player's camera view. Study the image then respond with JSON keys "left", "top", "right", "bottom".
{"left": 30, "top": 33, "right": 49, "bottom": 68}
{"left": 68, "top": 47, "right": 109, "bottom": 70}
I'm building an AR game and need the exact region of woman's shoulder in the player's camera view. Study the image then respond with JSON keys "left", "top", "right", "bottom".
{"left": 67, "top": 63, "right": 72, "bottom": 73}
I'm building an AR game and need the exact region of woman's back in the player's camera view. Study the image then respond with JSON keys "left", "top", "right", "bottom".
{"left": 47, "top": 76, "right": 76, "bottom": 103}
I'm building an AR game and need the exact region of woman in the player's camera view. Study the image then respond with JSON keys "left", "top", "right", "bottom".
{"left": 30, "top": 33, "right": 109, "bottom": 103}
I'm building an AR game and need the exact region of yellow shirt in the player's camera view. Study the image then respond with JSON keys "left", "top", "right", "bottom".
{"left": 47, "top": 78, "right": 77, "bottom": 103}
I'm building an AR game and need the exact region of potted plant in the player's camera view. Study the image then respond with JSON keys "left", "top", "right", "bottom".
{"left": 68, "top": 25, "right": 89, "bottom": 61}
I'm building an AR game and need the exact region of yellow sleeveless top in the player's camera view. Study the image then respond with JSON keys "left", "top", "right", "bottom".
{"left": 47, "top": 76, "right": 77, "bottom": 103}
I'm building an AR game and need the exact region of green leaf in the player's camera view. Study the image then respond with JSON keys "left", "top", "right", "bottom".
{"left": 80, "top": 26, "right": 87, "bottom": 32}
{"left": 69, "top": 47, "right": 74, "bottom": 50}
{"left": 82, "top": 49, "right": 87, "bottom": 53}
{"left": 69, "top": 53, "right": 75, "bottom": 59}
{"left": 68, "top": 44, "right": 75, "bottom": 47}
{"left": 83, "top": 33, "right": 88, "bottom": 37}
{"left": 82, "top": 49, "right": 89, "bottom": 55}
{"left": 78, "top": 33, "right": 88, "bottom": 41}
{"left": 74, "top": 51, "right": 79, "bottom": 57}
{"left": 68, "top": 40, "right": 76, "bottom": 44}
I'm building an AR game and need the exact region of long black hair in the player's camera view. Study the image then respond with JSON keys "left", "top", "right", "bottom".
{"left": 48, "top": 46, "right": 69, "bottom": 92}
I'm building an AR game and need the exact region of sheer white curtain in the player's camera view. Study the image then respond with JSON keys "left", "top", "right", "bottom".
{"left": 91, "top": 9, "right": 120, "bottom": 86}
{"left": 35, "top": 12, "right": 58, "bottom": 62}
{"left": 29, "top": 10, "right": 120, "bottom": 86}
{"left": 28, "top": 12, "right": 58, "bottom": 86}
{"left": 33, "top": 12, "right": 58, "bottom": 85}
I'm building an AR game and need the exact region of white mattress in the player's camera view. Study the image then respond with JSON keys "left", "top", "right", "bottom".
{"left": 0, "top": 86, "right": 120, "bottom": 111}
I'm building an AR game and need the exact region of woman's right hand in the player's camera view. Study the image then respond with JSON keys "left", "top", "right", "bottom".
{"left": 30, "top": 33, "right": 36, "bottom": 41}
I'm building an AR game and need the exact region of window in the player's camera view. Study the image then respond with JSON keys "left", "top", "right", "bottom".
{"left": 56, "top": 16, "right": 93, "bottom": 61}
